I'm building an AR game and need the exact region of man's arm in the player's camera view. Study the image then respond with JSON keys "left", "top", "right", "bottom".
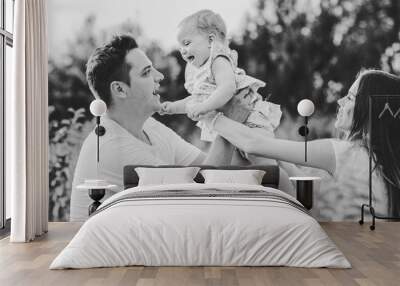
{"left": 278, "top": 161, "right": 307, "bottom": 177}
{"left": 190, "top": 89, "right": 254, "bottom": 166}
{"left": 190, "top": 136, "right": 235, "bottom": 166}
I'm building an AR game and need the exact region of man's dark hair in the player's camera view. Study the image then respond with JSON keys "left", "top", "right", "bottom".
{"left": 86, "top": 35, "right": 138, "bottom": 106}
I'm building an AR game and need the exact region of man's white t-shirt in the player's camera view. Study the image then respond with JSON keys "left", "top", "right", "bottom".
{"left": 70, "top": 116, "right": 202, "bottom": 221}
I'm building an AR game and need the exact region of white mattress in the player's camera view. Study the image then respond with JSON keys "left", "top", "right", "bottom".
{"left": 50, "top": 183, "right": 350, "bottom": 269}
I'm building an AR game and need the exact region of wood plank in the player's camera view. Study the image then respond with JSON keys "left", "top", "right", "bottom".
{"left": 0, "top": 222, "right": 399, "bottom": 286}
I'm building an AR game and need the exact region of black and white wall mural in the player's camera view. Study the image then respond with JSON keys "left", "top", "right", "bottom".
{"left": 48, "top": 0, "right": 400, "bottom": 221}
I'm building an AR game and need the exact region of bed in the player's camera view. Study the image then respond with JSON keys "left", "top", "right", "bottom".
{"left": 50, "top": 165, "right": 350, "bottom": 269}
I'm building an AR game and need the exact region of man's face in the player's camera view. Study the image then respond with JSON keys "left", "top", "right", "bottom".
{"left": 124, "top": 48, "right": 164, "bottom": 112}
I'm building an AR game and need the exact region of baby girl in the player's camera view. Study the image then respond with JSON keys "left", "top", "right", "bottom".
{"left": 161, "top": 10, "right": 281, "bottom": 161}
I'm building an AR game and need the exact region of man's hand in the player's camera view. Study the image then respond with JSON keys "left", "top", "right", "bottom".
{"left": 221, "top": 88, "right": 252, "bottom": 123}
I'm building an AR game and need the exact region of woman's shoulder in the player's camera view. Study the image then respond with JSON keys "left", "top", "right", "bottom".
{"left": 330, "top": 138, "right": 370, "bottom": 174}
{"left": 330, "top": 138, "right": 365, "bottom": 154}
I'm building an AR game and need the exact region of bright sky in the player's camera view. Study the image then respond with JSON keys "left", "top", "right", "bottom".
{"left": 48, "top": 0, "right": 257, "bottom": 57}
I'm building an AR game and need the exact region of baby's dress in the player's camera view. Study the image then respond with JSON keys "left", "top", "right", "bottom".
{"left": 184, "top": 43, "right": 282, "bottom": 141}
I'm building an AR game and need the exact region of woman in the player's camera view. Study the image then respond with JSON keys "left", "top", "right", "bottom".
{"left": 208, "top": 69, "right": 400, "bottom": 220}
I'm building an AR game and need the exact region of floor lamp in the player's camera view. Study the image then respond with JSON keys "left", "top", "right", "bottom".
{"left": 289, "top": 99, "right": 319, "bottom": 211}
{"left": 77, "top": 99, "right": 116, "bottom": 215}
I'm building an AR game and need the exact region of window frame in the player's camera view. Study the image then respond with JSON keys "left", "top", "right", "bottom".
{"left": 0, "top": 0, "right": 14, "bottom": 232}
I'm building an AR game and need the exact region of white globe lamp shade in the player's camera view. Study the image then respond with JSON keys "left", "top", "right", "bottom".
{"left": 297, "top": 99, "right": 315, "bottom": 117}
{"left": 90, "top": 99, "right": 107, "bottom": 116}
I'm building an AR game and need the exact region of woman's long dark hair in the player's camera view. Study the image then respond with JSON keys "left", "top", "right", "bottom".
{"left": 348, "top": 70, "right": 400, "bottom": 217}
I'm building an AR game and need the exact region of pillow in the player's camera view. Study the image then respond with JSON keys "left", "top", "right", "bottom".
{"left": 135, "top": 167, "right": 200, "bottom": 186}
{"left": 200, "top": 169, "right": 266, "bottom": 185}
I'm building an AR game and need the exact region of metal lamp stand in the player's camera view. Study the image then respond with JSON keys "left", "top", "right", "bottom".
{"left": 359, "top": 95, "right": 400, "bottom": 230}
{"left": 298, "top": 116, "right": 309, "bottom": 162}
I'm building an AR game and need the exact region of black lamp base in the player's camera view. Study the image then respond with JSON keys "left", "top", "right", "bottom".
{"left": 296, "top": 180, "right": 313, "bottom": 210}
{"left": 88, "top": 188, "right": 106, "bottom": 215}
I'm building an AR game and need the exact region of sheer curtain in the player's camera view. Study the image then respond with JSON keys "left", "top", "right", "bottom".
{"left": 7, "top": 0, "right": 49, "bottom": 242}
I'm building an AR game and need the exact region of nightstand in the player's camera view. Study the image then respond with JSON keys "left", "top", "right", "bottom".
{"left": 77, "top": 180, "right": 117, "bottom": 215}
{"left": 289, "top": 177, "right": 321, "bottom": 210}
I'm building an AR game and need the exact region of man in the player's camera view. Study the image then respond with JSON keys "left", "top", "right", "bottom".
{"left": 70, "top": 35, "right": 236, "bottom": 221}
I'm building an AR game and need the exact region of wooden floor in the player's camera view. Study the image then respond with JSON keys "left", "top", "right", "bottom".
{"left": 0, "top": 222, "right": 399, "bottom": 286}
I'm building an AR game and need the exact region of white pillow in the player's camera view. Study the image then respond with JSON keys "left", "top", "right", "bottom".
{"left": 200, "top": 169, "right": 266, "bottom": 185}
{"left": 135, "top": 167, "right": 200, "bottom": 186}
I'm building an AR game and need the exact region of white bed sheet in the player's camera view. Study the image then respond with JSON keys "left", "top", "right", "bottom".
{"left": 50, "top": 183, "right": 350, "bottom": 269}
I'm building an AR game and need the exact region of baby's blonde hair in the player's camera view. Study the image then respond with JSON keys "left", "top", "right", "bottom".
{"left": 179, "top": 10, "right": 227, "bottom": 42}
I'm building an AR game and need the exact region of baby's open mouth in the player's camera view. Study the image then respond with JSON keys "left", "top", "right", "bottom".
{"left": 187, "top": 55, "right": 194, "bottom": 62}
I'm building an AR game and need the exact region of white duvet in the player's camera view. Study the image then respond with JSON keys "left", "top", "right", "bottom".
{"left": 50, "top": 183, "right": 350, "bottom": 269}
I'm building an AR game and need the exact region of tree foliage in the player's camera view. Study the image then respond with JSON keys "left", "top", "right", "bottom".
{"left": 232, "top": 0, "right": 400, "bottom": 117}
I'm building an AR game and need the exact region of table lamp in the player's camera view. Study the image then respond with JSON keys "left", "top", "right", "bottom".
{"left": 297, "top": 99, "right": 315, "bottom": 162}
